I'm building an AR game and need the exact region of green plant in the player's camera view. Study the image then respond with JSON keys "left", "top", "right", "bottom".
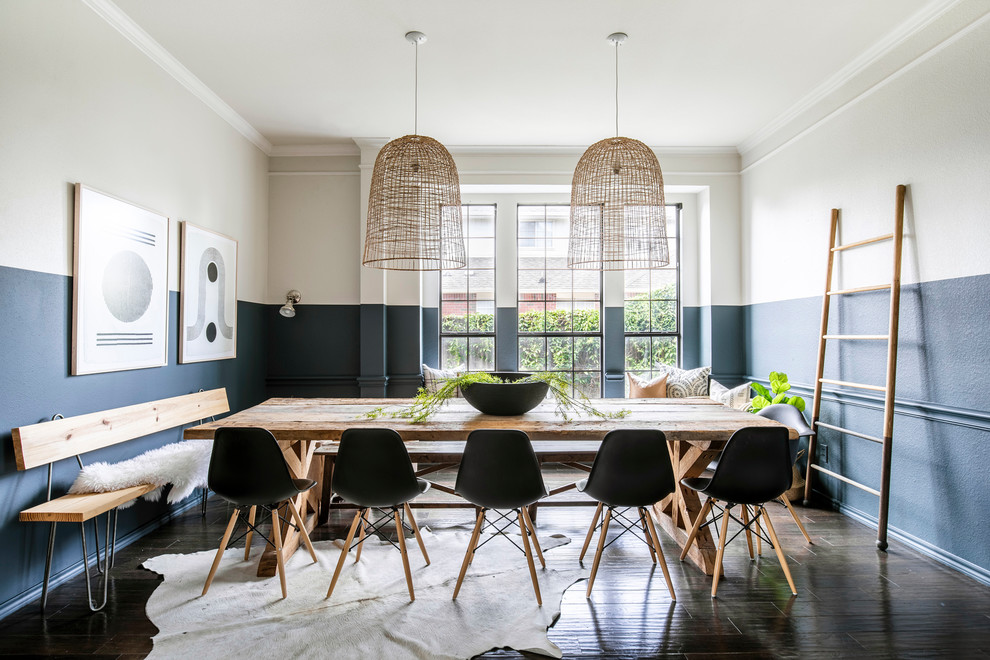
{"left": 749, "top": 371, "right": 806, "bottom": 413}
{"left": 363, "top": 371, "right": 629, "bottom": 423}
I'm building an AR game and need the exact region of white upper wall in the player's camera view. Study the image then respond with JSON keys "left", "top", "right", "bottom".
{"left": 0, "top": 0, "right": 269, "bottom": 302}
{"left": 741, "top": 12, "right": 990, "bottom": 305}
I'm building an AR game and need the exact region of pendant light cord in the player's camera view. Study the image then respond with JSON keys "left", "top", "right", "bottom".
{"left": 614, "top": 40, "right": 619, "bottom": 137}
{"left": 414, "top": 40, "right": 419, "bottom": 135}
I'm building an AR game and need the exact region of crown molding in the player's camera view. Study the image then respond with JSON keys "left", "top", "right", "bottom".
{"left": 269, "top": 143, "right": 360, "bottom": 157}
{"left": 83, "top": 0, "right": 272, "bottom": 154}
{"left": 738, "top": 0, "right": 963, "bottom": 156}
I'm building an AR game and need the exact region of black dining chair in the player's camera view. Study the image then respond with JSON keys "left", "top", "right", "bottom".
{"left": 576, "top": 429, "right": 677, "bottom": 600}
{"left": 679, "top": 426, "right": 797, "bottom": 598}
{"left": 202, "top": 427, "right": 319, "bottom": 599}
{"left": 452, "top": 429, "right": 548, "bottom": 605}
{"left": 755, "top": 404, "right": 814, "bottom": 545}
{"left": 325, "top": 428, "right": 431, "bottom": 602}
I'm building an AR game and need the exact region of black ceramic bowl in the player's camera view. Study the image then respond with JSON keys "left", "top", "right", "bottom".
{"left": 461, "top": 372, "right": 549, "bottom": 416}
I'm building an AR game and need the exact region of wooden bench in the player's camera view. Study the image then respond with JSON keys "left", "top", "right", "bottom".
{"left": 12, "top": 388, "right": 229, "bottom": 612}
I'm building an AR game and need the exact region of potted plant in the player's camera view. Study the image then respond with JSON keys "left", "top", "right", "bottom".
{"left": 748, "top": 371, "right": 806, "bottom": 413}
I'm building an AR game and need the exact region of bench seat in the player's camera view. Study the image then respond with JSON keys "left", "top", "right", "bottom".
{"left": 19, "top": 484, "right": 159, "bottom": 523}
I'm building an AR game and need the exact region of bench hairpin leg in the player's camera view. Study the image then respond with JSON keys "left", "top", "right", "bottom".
{"left": 78, "top": 509, "right": 114, "bottom": 612}
{"left": 40, "top": 522, "right": 57, "bottom": 613}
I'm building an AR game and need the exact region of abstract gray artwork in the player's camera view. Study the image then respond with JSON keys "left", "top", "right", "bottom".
{"left": 180, "top": 223, "right": 237, "bottom": 363}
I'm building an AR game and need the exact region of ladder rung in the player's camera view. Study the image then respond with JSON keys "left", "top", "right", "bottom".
{"left": 819, "top": 378, "right": 886, "bottom": 393}
{"left": 810, "top": 465, "right": 882, "bottom": 496}
{"left": 814, "top": 421, "right": 884, "bottom": 444}
{"left": 831, "top": 234, "right": 894, "bottom": 252}
{"left": 822, "top": 334, "right": 889, "bottom": 340}
{"left": 827, "top": 284, "right": 892, "bottom": 296}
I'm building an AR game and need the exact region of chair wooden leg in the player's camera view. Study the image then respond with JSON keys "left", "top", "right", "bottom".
{"left": 286, "top": 499, "right": 318, "bottom": 563}
{"left": 780, "top": 493, "right": 813, "bottom": 544}
{"left": 579, "top": 502, "right": 603, "bottom": 562}
{"left": 586, "top": 507, "right": 612, "bottom": 598}
{"left": 404, "top": 503, "right": 430, "bottom": 565}
{"left": 453, "top": 507, "right": 486, "bottom": 600}
{"left": 680, "top": 497, "right": 713, "bottom": 561}
{"left": 518, "top": 510, "right": 542, "bottom": 607}
{"left": 754, "top": 510, "right": 763, "bottom": 556}
{"left": 468, "top": 508, "right": 486, "bottom": 566}
{"left": 354, "top": 508, "right": 369, "bottom": 562}
{"left": 711, "top": 502, "right": 732, "bottom": 599}
{"left": 270, "top": 506, "right": 287, "bottom": 598}
{"left": 761, "top": 506, "right": 798, "bottom": 596}
{"left": 521, "top": 506, "right": 545, "bottom": 569}
{"left": 643, "top": 508, "right": 676, "bottom": 601}
{"left": 243, "top": 506, "right": 256, "bottom": 561}
{"left": 326, "top": 510, "right": 363, "bottom": 599}
{"left": 203, "top": 508, "right": 239, "bottom": 596}
{"left": 741, "top": 505, "right": 755, "bottom": 560}
{"left": 639, "top": 507, "right": 657, "bottom": 564}
{"left": 394, "top": 509, "right": 415, "bottom": 601}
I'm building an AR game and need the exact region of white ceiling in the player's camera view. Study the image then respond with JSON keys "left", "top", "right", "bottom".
{"left": 112, "top": 0, "right": 935, "bottom": 150}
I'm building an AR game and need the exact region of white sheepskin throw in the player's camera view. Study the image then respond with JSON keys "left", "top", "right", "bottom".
{"left": 69, "top": 440, "right": 213, "bottom": 507}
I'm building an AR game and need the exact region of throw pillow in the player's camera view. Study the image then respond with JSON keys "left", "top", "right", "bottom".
{"left": 421, "top": 364, "right": 464, "bottom": 397}
{"left": 626, "top": 372, "right": 668, "bottom": 398}
{"left": 653, "top": 365, "right": 711, "bottom": 398}
{"left": 710, "top": 378, "right": 752, "bottom": 411}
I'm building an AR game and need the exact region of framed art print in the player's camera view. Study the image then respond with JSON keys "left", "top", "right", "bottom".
{"left": 179, "top": 222, "right": 238, "bottom": 363}
{"left": 72, "top": 184, "right": 169, "bottom": 375}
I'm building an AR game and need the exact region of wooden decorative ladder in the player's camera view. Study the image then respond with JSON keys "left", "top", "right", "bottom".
{"left": 804, "top": 184, "right": 905, "bottom": 551}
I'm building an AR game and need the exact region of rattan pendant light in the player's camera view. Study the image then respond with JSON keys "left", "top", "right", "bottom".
{"left": 568, "top": 32, "right": 669, "bottom": 270}
{"left": 362, "top": 31, "right": 465, "bottom": 271}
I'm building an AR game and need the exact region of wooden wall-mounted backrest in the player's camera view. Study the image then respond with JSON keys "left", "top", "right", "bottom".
{"left": 11, "top": 388, "right": 230, "bottom": 471}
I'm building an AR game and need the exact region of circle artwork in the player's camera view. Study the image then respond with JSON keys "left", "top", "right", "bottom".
{"left": 102, "top": 250, "right": 153, "bottom": 323}
{"left": 206, "top": 323, "right": 217, "bottom": 343}
{"left": 207, "top": 262, "right": 218, "bottom": 283}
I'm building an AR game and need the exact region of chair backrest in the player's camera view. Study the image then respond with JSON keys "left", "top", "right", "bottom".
{"left": 333, "top": 428, "right": 423, "bottom": 508}
{"left": 756, "top": 403, "right": 813, "bottom": 465}
{"left": 454, "top": 429, "right": 547, "bottom": 509}
{"left": 209, "top": 427, "right": 298, "bottom": 506}
{"left": 705, "top": 426, "right": 792, "bottom": 505}
{"left": 582, "top": 429, "right": 675, "bottom": 507}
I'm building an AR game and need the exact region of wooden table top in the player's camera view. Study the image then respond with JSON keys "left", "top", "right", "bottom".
{"left": 184, "top": 397, "right": 795, "bottom": 447}
{"left": 316, "top": 439, "right": 604, "bottom": 462}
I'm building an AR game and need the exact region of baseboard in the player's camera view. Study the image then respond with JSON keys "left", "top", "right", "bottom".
{"left": 813, "top": 490, "right": 990, "bottom": 587}
{"left": 0, "top": 493, "right": 206, "bottom": 621}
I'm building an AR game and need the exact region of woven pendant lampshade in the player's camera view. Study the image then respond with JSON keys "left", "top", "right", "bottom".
{"left": 362, "top": 32, "right": 465, "bottom": 271}
{"left": 568, "top": 33, "right": 669, "bottom": 270}
{"left": 363, "top": 134, "right": 465, "bottom": 270}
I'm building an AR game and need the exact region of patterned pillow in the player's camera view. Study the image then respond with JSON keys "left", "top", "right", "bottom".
{"left": 626, "top": 373, "right": 667, "bottom": 398}
{"left": 653, "top": 365, "right": 711, "bottom": 398}
{"left": 421, "top": 364, "right": 464, "bottom": 397}
{"left": 710, "top": 379, "right": 752, "bottom": 410}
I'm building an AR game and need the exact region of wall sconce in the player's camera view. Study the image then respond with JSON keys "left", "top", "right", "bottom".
{"left": 279, "top": 290, "right": 301, "bottom": 318}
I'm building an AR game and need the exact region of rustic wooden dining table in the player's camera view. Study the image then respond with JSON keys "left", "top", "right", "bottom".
{"left": 183, "top": 396, "right": 796, "bottom": 577}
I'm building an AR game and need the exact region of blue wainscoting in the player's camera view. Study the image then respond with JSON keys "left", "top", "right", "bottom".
{"left": 744, "top": 273, "right": 990, "bottom": 584}
{"left": 0, "top": 265, "right": 268, "bottom": 617}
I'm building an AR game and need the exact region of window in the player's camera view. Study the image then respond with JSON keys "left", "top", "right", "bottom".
{"left": 440, "top": 205, "right": 496, "bottom": 371}
{"left": 624, "top": 204, "right": 681, "bottom": 390}
{"left": 516, "top": 205, "right": 602, "bottom": 397}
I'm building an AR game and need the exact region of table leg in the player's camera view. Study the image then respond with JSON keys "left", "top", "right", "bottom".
{"left": 650, "top": 440, "right": 722, "bottom": 576}
{"left": 258, "top": 441, "right": 319, "bottom": 578}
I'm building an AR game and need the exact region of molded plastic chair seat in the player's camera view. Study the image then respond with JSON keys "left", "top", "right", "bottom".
{"left": 203, "top": 427, "right": 319, "bottom": 599}
{"left": 452, "top": 429, "right": 548, "bottom": 605}
{"left": 679, "top": 426, "right": 797, "bottom": 598}
{"left": 326, "top": 428, "right": 431, "bottom": 602}
{"left": 576, "top": 429, "right": 676, "bottom": 599}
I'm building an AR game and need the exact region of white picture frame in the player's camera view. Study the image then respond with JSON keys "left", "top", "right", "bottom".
{"left": 72, "top": 184, "right": 170, "bottom": 375}
{"left": 179, "top": 222, "right": 238, "bottom": 363}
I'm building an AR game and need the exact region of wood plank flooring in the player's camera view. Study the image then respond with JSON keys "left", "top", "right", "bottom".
{"left": 1, "top": 491, "right": 989, "bottom": 659}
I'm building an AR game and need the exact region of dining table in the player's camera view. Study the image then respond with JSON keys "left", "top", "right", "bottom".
{"left": 183, "top": 396, "right": 796, "bottom": 577}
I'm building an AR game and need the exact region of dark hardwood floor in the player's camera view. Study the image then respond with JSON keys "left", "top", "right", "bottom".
{"left": 2, "top": 489, "right": 989, "bottom": 659}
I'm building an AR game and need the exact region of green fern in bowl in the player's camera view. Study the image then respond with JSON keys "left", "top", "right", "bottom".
{"left": 749, "top": 371, "right": 806, "bottom": 413}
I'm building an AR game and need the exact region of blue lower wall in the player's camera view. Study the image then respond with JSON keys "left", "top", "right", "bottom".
{"left": 745, "top": 272, "right": 990, "bottom": 581}
{"left": 0, "top": 264, "right": 268, "bottom": 615}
